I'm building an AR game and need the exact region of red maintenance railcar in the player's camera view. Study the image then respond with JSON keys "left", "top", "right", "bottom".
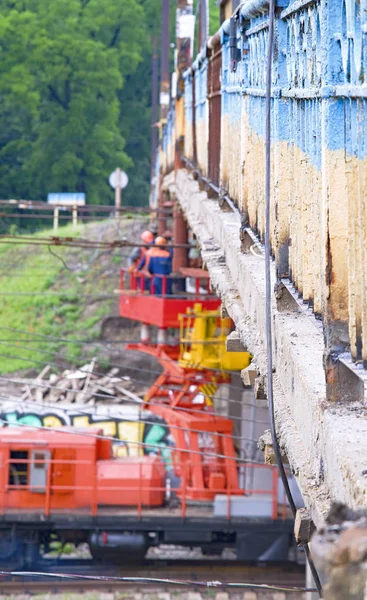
{"left": 0, "top": 418, "right": 292, "bottom": 568}
{"left": 0, "top": 269, "right": 294, "bottom": 567}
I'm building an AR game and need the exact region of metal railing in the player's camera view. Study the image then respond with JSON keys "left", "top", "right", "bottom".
{"left": 120, "top": 269, "right": 212, "bottom": 298}
{"left": 0, "top": 456, "right": 287, "bottom": 521}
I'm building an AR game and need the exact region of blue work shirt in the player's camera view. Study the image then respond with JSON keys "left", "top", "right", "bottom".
{"left": 138, "top": 247, "right": 172, "bottom": 295}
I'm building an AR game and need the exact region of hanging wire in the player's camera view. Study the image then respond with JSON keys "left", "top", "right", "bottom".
{"left": 0, "top": 349, "right": 269, "bottom": 420}
{"left": 0, "top": 337, "right": 258, "bottom": 402}
{"left": 47, "top": 217, "right": 132, "bottom": 272}
{"left": 263, "top": 0, "right": 322, "bottom": 596}
{"left": 0, "top": 393, "right": 259, "bottom": 446}
{"left": 0, "top": 326, "right": 256, "bottom": 382}
{"left": 0, "top": 273, "right": 121, "bottom": 279}
{"left": 0, "top": 235, "right": 191, "bottom": 249}
{"left": 0, "top": 292, "right": 122, "bottom": 298}
{"left": 0, "top": 213, "right": 121, "bottom": 221}
{"left": 0, "top": 417, "right": 267, "bottom": 464}
{"left": 0, "top": 201, "right": 171, "bottom": 213}
{"left": 0, "top": 571, "right": 316, "bottom": 592}
{"left": 0, "top": 371, "right": 269, "bottom": 427}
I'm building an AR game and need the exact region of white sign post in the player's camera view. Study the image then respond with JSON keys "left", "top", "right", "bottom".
{"left": 109, "top": 169, "right": 128, "bottom": 216}
{"left": 47, "top": 193, "right": 86, "bottom": 231}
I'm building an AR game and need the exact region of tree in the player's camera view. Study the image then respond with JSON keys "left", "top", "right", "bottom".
{"left": 0, "top": 0, "right": 147, "bottom": 205}
{"left": 0, "top": 0, "right": 220, "bottom": 214}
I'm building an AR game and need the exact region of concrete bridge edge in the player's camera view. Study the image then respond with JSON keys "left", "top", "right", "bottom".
{"left": 169, "top": 168, "right": 367, "bottom": 528}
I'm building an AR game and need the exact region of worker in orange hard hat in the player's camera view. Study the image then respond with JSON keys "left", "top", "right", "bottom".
{"left": 137, "top": 236, "right": 172, "bottom": 295}
{"left": 127, "top": 230, "right": 154, "bottom": 273}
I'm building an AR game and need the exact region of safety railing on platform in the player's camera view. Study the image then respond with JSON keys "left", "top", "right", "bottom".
{"left": 1, "top": 456, "right": 288, "bottom": 521}
{"left": 120, "top": 268, "right": 212, "bottom": 298}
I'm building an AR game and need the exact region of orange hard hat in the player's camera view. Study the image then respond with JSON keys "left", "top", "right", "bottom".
{"left": 155, "top": 236, "right": 166, "bottom": 246}
{"left": 141, "top": 231, "right": 154, "bottom": 244}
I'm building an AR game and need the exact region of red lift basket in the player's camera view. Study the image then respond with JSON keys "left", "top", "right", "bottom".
{"left": 119, "top": 268, "right": 221, "bottom": 329}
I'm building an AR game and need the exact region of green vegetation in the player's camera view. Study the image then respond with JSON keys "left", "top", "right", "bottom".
{"left": 193, "top": 0, "right": 220, "bottom": 56}
{"left": 0, "top": 0, "right": 160, "bottom": 211}
{"left": 0, "top": 222, "right": 122, "bottom": 374}
{"left": 209, "top": 0, "right": 220, "bottom": 35}
{"left": 0, "top": 0, "right": 220, "bottom": 222}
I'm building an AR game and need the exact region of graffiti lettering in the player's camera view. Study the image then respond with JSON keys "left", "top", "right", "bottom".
{"left": 0, "top": 403, "right": 172, "bottom": 461}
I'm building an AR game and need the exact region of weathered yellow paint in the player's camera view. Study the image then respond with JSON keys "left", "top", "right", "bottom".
{"left": 175, "top": 97, "right": 185, "bottom": 140}
{"left": 161, "top": 92, "right": 367, "bottom": 362}
{"left": 222, "top": 0, "right": 233, "bottom": 21}
{"left": 219, "top": 108, "right": 359, "bottom": 343}
{"left": 323, "top": 151, "right": 349, "bottom": 326}
{"left": 221, "top": 113, "right": 243, "bottom": 206}
{"left": 184, "top": 119, "right": 194, "bottom": 161}
{"left": 345, "top": 155, "right": 367, "bottom": 361}
{"left": 196, "top": 118, "right": 208, "bottom": 175}
{"left": 117, "top": 421, "right": 144, "bottom": 457}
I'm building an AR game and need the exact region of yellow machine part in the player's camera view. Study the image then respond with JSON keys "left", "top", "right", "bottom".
{"left": 178, "top": 303, "right": 251, "bottom": 371}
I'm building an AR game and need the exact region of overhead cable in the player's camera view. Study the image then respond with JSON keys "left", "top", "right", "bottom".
{"left": 0, "top": 235, "right": 192, "bottom": 249}
{"left": 0, "top": 394, "right": 258, "bottom": 446}
{"left": 0, "top": 571, "right": 316, "bottom": 593}
{"left": 0, "top": 369, "right": 269, "bottom": 426}
{"left": 0, "top": 417, "right": 267, "bottom": 464}
{"left": 0, "top": 325, "right": 255, "bottom": 380}
{"left": 263, "top": 0, "right": 322, "bottom": 596}
{"left": 0, "top": 344, "right": 268, "bottom": 416}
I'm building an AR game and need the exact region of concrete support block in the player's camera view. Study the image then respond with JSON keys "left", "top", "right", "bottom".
{"left": 294, "top": 508, "right": 315, "bottom": 543}
{"left": 274, "top": 281, "right": 299, "bottom": 313}
{"left": 258, "top": 430, "right": 289, "bottom": 466}
{"left": 242, "top": 593, "right": 257, "bottom": 600}
{"left": 187, "top": 593, "right": 202, "bottom": 600}
{"left": 254, "top": 376, "right": 266, "bottom": 400}
{"left": 198, "top": 179, "right": 206, "bottom": 192}
{"left": 241, "top": 364, "right": 258, "bottom": 387}
{"left": 226, "top": 330, "right": 247, "bottom": 352}
{"left": 218, "top": 195, "right": 233, "bottom": 212}
{"left": 158, "top": 594, "right": 171, "bottom": 600}
{"left": 221, "top": 304, "right": 230, "bottom": 319}
{"left": 215, "top": 593, "right": 229, "bottom": 600}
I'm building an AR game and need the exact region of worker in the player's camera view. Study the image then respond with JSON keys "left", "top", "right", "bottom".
{"left": 138, "top": 236, "right": 172, "bottom": 295}
{"left": 127, "top": 230, "right": 154, "bottom": 272}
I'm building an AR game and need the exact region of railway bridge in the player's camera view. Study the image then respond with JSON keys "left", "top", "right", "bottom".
{"left": 153, "top": 0, "right": 367, "bottom": 595}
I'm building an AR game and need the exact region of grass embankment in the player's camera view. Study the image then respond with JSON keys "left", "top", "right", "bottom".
{"left": 0, "top": 220, "right": 136, "bottom": 374}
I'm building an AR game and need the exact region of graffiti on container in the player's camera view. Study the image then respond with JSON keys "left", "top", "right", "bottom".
{"left": 0, "top": 404, "right": 173, "bottom": 463}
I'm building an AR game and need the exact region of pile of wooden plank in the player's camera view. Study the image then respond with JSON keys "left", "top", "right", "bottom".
{"left": 20, "top": 360, "right": 144, "bottom": 406}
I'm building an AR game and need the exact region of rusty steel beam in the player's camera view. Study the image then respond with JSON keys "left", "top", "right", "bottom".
{"left": 172, "top": 205, "right": 188, "bottom": 271}
{"left": 160, "top": 0, "right": 170, "bottom": 120}
{"left": 150, "top": 37, "right": 159, "bottom": 180}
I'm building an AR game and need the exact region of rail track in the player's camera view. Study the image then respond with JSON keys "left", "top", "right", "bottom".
{"left": 0, "top": 560, "right": 307, "bottom": 594}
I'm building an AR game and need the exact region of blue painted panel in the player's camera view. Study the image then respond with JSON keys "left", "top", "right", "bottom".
{"left": 191, "top": 58, "right": 208, "bottom": 142}
{"left": 168, "top": 0, "right": 367, "bottom": 170}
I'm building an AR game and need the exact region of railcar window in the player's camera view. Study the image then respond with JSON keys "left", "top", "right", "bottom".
{"left": 8, "top": 451, "right": 29, "bottom": 486}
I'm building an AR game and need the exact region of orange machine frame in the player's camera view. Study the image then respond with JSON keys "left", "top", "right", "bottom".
{"left": 127, "top": 346, "right": 243, "bottom": 500}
